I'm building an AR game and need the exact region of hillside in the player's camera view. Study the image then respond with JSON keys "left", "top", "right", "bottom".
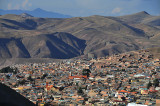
{"left": 0, "top": 32, "right": 86, "bottom": 59}
{"left": 118, "top": 11, "right": 160, "bottom": 26}
{"left": 0, "top": 11, "right": 160, "bottom": 63}
{"left": 118, "top": 11, "right": 152, "bottom": 24}
{"left": 0, "top": 83, "right": 35, "bottom": 106}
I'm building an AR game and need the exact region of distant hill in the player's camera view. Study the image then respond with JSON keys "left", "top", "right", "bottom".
{"left": 0, "top": 8, "right": 72, "bottom": 18}
{"left": 0, "top": 11, "right": 160, "bottom": 63}
{"left": 0, "top": 83, "right": 35, "bottom": 106}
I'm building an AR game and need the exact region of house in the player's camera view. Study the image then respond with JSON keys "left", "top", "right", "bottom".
{"left": 127, "top": 103, "right": 148, "bottom": 106}
{"left": 141, "top": 90, "right": 149, "bottom": 95}
{"left": 88, "top": 89, "right": 98, "bottom": 98}
{"left": 68, "top": 75, "right": 87, "bottom": 80}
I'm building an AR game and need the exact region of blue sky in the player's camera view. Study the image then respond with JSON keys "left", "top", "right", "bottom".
{"left": 0, "top": 0, "right": 160, "bottom": 16}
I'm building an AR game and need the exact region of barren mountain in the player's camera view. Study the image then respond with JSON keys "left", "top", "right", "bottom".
{"left": 0, "top": 32, "right": 86, "bottom": 59}
{"left": 118, "top": 11, "right": 152, "bottom": 24}
{"left": 0, "top": 11, "right": 160, "bottom": 61}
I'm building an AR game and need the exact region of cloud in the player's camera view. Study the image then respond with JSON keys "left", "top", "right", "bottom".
{"left": 7, "top": 0, "right": 30, "bottom": 10}
{"left": 112, "top": 7, "right": 122, "bottom": 14}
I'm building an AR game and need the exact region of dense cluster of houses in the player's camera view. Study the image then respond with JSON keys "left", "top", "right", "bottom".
{"left": 0, "top": 49, "right": 160, "bottom": 106}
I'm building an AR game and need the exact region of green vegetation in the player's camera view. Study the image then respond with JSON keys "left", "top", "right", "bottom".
{"left": 147, "top": 81, "right": 152, "bottom": 89}
{"left": 41, "top": 73, "right": 48, "bottom": 79}
{"left": 77, "top": 87, "right": 84, "bottom": 95}
{"left": 82, "top": 69, "right": 91, "bottom": 77}
{"left": 27, "top": 76, "right": 34, "bottom": 81}
{"left": 18, "top": 79, "right": 27, "bottom": 85}
{"left": 147, "top": 79, "right": 159, "bottom": 89}
{"left": 0, "top": 66, "right": 18, "bottom": 74}
{"left": 153, "top": 78, "right": 159, "bottom": 87}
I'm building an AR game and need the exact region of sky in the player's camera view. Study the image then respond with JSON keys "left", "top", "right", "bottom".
{"left": 0, "top": 0, "right": 160, "bottom": 17}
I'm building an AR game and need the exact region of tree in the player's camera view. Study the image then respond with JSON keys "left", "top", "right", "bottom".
{"left": 147, "top": 81, "right": 152, "bottom": 89}
{"left": 59, "top": 87, "right": 64, "bottom": 91}
{"left": 82, "top": 69, "right": 91, "bottom": 77}
{"left": 27, "top": 76, "right": 34, "bottom": 81}
{"left": 41, "top": 73, "right": 48, "bottom": 79}
{"left": 153, "top": 79, "right": 159, "bottom": 87}
{"left": 121, "top": 97, "right": 126, "bottom": 101}
{"left": 5, "top": 75, "right": 10, "bottom": 79}
{"left": 128, "top": 79, "right": 131, "bottom": 84}
{"left": 77, "top": 87, "right": 84, "bottom": 95}
{"left": 18, "top": 79, "right": 26, "bottom": 85}
{"left": 130, "top": 88, "right": 136, "bottom": 92}
{"left": 0, "top": 66, "right": 18, "bottom": 74}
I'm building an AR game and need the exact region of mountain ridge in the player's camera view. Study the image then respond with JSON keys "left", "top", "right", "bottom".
{"left": 118, "top": 11, "right": 152, "bottom": 24}
{"left": 0, "top": 11, "right": 160, "bottom": 61}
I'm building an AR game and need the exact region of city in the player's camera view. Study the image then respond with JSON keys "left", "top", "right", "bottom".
{"left": 0, "top": 49, "right": 160, "bottom": 106}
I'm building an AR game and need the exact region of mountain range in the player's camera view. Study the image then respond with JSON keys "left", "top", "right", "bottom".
{"left": 0, "top": 11, "right": 160, "bottom": 62}
{"left": 0, "top": 8, "right": 72, "bottom": 18}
